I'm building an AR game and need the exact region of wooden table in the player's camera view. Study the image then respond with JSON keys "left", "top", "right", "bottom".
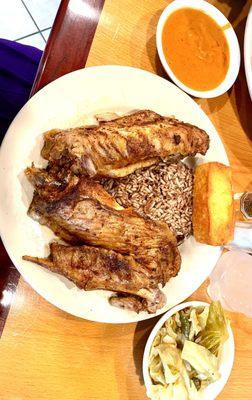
{"left": 0, "top": 0, "right": 252, "bottom": 399}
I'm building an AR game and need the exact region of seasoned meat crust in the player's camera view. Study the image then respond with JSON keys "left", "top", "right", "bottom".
{"left": 25, "top": 168, "right": 181, "bottom": 287}
{"left": 23, "top": 242, "right": 166, "bottom": 314}
{"left": 41, "top": 110, "right": 209, "bottom": 178}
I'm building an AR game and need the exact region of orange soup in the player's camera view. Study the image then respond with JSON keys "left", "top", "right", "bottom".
{"left": 162, "top": 8, "right": 230, "bottom": 91}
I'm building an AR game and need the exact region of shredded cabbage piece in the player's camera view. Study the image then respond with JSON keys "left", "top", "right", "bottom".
{"left": 181, "top": 340, "right": 220, "bottom": 382}
{"left": 181, "top": 365, "right": 201, "bottom": 400}
{"left": 173, "top": 379, "right": 189, "bottom": 399}
{"left": 197, "top": 307, "right": 209, "bottom": 330}
{"left": 199, "top": 301, "right": 228, "bottom": 356}
{"left": 189, "top": 309, "right": 201, "bottom": 340}
{"left": 149, "top": 355, "right": 166, "bottom": 385}
{"left": 157, "top": 344, "right": 181, "bottom": 384}
{"left": 149, "top": 384, "right": 174, "bottom": 400}
{"left": 164, "top": 317, "right": 178, "bottom": 341}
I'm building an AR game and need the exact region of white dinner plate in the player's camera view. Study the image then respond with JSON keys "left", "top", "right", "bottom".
{"left": 245, "top": 6, "right": 252, "bottom": 100}
{"left": 0, "top": 66, "right": 229, "bottom": 323}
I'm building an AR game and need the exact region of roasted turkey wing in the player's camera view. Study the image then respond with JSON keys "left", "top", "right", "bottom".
{"left": 41, "top": 110, "right": 209, "bottom": 178}
{"left": 23, "top": 242, "right": 166, "bottom": 313}
{"left": 26, "top": 168, "right": 181, "bottom": 285}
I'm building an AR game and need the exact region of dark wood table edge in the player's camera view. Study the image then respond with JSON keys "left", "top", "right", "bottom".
{"left": 0, "top": 0, "right": 105, "bottom": 337}
{"left": 30, "top": 0, "right": 105, "bottom": 96}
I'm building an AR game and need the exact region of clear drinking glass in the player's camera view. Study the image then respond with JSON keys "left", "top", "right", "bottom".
{"left": 207, "top": 192, "right": 252, "bottom": 316}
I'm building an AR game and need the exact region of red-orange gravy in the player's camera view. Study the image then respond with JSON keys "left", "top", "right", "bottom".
{"left": 162, "top": 8, "right": 230, "bottom": 91}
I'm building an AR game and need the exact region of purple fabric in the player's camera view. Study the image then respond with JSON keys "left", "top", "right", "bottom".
{"left": 0, "top": 38, "right": 42, "bottom": 141}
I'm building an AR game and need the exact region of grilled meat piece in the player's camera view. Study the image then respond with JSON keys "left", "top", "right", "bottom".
{"left": 23, "top": 242, "right": 165, "bottom": 313}
{"left": 26, "top": 169, "right": 181, "bottom": 285}
{"left": 109, "top": 290, "right": 166, "bottom": 313}
{"left": 41, "top": 110, "right": 209, "bottom": 178}
{"left": 25, "top": 165, "right": 79, "bottom": 202}
{"left": 25, "top": 165, "right": 123, "bottom": 209}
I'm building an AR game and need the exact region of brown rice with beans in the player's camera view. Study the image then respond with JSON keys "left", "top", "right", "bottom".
{"left": 101, "top": 161, "right": 193, "bottom": 241}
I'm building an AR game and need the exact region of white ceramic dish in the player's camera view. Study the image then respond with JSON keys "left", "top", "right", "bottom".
{"left": 156, "top": 0, "right": 240, "bottom": 98}
{"left": 0, "top": 66, "right": 229, "bottom": 323}
{"left": 244, "top": 6, "right": 252, "bottom": 100}
{"left": 143, "top": 301, "right": 235, "bottom": 400}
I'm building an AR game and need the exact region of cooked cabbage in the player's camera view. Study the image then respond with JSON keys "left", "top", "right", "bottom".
{"left": 157, "top": 344, "right": 181, "bottom": 384}
{"left": 148, "top": 303, "right": 229, "bottom": 400}
{"left": 181, "top": 340, "right": 220, "bottom": 382}
{"left": 197, "top": 306, "right": 209, "bottom": 330}
{"left": 149, "top": 355, "right": 166, "bottom": 385}
{"left": 199, "top": 301, "right": 228, "bottom": 356}
{"left": 189, "top": 309, "right": 202, "bottom": 340}
{"left": 149, "top": 384, "right": 174, "bottom": 400}
{"left": 173, "top": 379, "right": 189, "bottom": 399}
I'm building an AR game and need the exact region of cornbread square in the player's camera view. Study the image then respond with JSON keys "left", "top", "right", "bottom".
{"left": 193, "top": 162, "right": 234, "bottom": 246}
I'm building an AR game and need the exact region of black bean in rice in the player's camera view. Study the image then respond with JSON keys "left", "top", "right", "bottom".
{"left": 101, "top": 162, "right": 194, "bottom": 240}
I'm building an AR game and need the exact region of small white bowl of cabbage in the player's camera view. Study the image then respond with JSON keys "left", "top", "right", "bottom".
{"left": 143, "top": 301, "right": 234, "bottom": 400}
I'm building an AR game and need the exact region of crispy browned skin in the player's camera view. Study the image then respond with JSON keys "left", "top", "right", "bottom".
{"left": 23, "top": 242, "right": 166, "bottom": 313}
{"left": 109, "top": 291, "right": 165, "bottom": 313}
{"left": 41, "top": 110, "right": 209, "bottom": 178}
{"left": 26, "top": 169, "right": 181, "bottom": 285}
{"left": 25, "top": 165, "right": 123, "bottom": 209}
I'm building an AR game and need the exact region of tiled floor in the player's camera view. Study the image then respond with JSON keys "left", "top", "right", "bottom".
{"left": 0, "top": 0, "right": 61, "bottom": 50}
